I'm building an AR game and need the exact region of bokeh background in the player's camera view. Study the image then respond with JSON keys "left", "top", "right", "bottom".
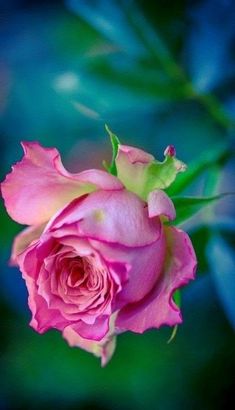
{"left": 1, "top": 0, "right": 235, "bottom": 409}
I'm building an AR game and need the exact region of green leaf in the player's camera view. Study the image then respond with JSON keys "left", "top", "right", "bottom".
{"left": 166, "top": 143, "right": 231, "bottom": 196}
{"left": 89, "top": 60, "right": 190, "bottom": 100}
{"left": 104, "top": 125, "right": 120, "bottom": 176}
{"left": 172, "top": 193, "right": 233, "bottom": 226}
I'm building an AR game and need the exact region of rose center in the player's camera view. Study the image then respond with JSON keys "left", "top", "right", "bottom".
{"left": 65, "top": 257, "right": 87, "bottom": 288}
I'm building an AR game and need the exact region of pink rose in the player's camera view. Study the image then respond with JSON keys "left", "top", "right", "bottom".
{"left": 1, "top": 141, "right": 196, "bottom": 365}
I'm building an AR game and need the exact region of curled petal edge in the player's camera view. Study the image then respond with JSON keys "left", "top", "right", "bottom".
{"left": 148, "top": 189, "right": 176, "bottom": 221}
{"left": 116, "top": 226, "right": 197, "bottom": 333}
{"left": 1, "top": 141, "right": 123, "bottom": 226}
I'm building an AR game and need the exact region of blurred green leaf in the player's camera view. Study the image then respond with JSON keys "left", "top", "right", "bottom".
{"left": 173, "top": 289, "right": 181, "bottom": 307}
{"left": 67, "top": 0, "right": 146, "bottom": 56}
{"left": 0, "top": 200, "right": 21, "bottom": 248}
{"left": 166, "top": 143, "right": 231, "bottom": 196}
{"left": 172, "top": 193, "right": 232, "bottom": 226}
{"left": 67, "top": 0, "right": 234, "bottom": 129}
{"left": 88, "top": 59, "right": 190, "bottom": 100}
{"left": 67, "top": 0, "right": 192, "bottom": 105}
{"left": 190, "top": 226, "right": 211, "bottom": 274}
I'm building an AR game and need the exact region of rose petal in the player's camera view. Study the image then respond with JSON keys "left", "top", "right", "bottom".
{"left": 76, "top": 169, "right": 122, "bottom": 190}
{"left": 148, "top": 190, "right": 176, "bottom": 220}
{"left": 71, "top": 315, "right": 110, "bottom": 341}
{"left": 115, "top": 144, "right": 186, "bottom": 200}
{"left": 116, "top": 226, "right": 197, "bottom": 333}
{"left": 17, "top": 245, "right": 68, "bottom": 333}
{"left": 117, "top": 144, "right": 154, "bottom": 164}
{"left": 10, "top": 224, "right": 45, "bottom": 265}
{"left": 27, "top": 276, "right": 68, "bottom": 333}
{"left": 115, "top": 144, "right": 154, "bottom": 199}
{"left": 47, "top": 190, "right": 160, "bottom": 247}
{"left": 63, "top": 321, "right": 116, "bottom": 366}
{"left": 89, "top": 226, "right": 165, "bottom": 306}
{"left": 1, "top": 141, "right": 123, "bottom": 225}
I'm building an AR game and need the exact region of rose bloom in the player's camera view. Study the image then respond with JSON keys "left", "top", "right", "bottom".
{"left": 1, "top": 141, "right": 196, "bottom": 365}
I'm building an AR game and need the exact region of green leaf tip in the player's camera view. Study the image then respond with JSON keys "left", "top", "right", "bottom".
{"left": 172, "top": 192, "right": 235, "bottom": 226}
{"left": 167, "top": 325, "right": 178, "bottom": 344}
{"left": 104, "top": 124, "right": 120, "bottom": 176}
{"left": 167, "top": 290, "right": 181, "bottom": 344}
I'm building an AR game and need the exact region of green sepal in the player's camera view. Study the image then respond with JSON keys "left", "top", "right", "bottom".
{"left": 104, "top": 125, "right": 120, "bottom": 176}
{"left": 115, "top": 146, "right": 186, "bottom": 201}
{"left": 173, "top": 289, "right": 181, "bottom": 307}
{"left": 142, "top": 155, "right": 186, "bottom": 200}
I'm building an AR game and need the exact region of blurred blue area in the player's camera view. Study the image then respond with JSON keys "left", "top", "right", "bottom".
{"left": 185, "top": 0, "right": 235, "bottom": 92}
{"left": 0, "top": 0, "right": 235, "bottom": 409}
{"left": 208, "top": 233, "right": 235, "bottom": 329}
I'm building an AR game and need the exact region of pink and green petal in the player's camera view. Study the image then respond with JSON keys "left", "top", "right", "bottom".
{"left": 115, "top": 144, "right": 186, "bottom": 200}
{"left": 115, "top": 144, "right": 154, "bottom": 200}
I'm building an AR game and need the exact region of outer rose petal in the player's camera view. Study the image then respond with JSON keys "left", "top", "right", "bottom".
{"left": 115, "top": 144, "right": 186, "bottom": 200}
{"left": 18, "top": 245, "right": 68, "bottom": 333}
{"left": 117, "top": 145, "right": 154, "bottom": 163}
{"left": 69, "top": 316, "right": 110, "bottom": 341}
{"left": 47, "top": 190, "right": 160, "bottom": 247}
{"left": 116, "top": 226, "right": 197, "bottom": 333}
{"left": 148, "top": 190, "right": 176, "bottom": 220}
{"left": 10, "top": 224, "right": 45, "bottom": 265}
{"left": 27, "top": 276, "right": 68, "bottom": 333}
{"left": 63, "top": 318, "right": 116, "bottom": 366}
{"left": 18, "top": 240, "right": 111, "bottom": 339}
{"left": 115, "top": 144, "right": 154, "bottom": 199}
{"left": 1, "top": 141, "right": 122, "bottom": 226}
